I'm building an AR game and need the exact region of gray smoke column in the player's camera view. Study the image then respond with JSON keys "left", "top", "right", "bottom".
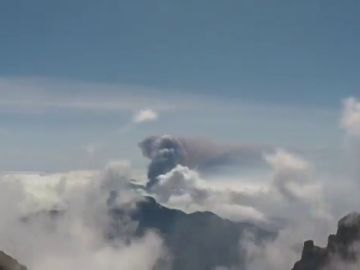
{"left": 139, "top": 135, "right": 269, "bottom": 189}
{"left": 139, "top": 135, "right": 185, "bottom": 189}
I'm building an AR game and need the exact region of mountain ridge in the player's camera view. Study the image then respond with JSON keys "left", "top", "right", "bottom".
{"left": 110, "top": 195, "right": 275, "bottom": 270}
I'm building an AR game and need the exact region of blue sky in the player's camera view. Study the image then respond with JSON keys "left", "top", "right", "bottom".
{"left": 0, "top": 0, "right": 359, "bottom": 171}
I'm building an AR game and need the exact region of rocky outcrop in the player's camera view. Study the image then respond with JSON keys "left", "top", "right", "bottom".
{"left": 0, "top": 251, "right": 26, "bottom": 270}
{"left": 292, "top": 212, "right": 360, "bottom": 270}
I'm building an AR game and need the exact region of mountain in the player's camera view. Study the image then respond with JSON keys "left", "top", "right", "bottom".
{"left": 17, "top": 195, "right": 275, "bottom": 270}
{"left": 110, "top": 196, "right": 275, "bottom": 270}
{"left": 0, "top": 251, "right": 26, "bottom": 270}
{"left": 292, "top": 212, "right": 360, "bottom": 270}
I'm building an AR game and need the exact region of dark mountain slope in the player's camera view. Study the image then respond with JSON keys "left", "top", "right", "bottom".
{"left": 111, "top": 196, "right": 275, "bottom": 270}
{"left": 16, "top": 195, "right": 274, "bottom": 270}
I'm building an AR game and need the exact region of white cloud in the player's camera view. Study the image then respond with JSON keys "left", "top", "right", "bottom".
{"left": 264, "top": 150, "right": 315, "bottom": 203}
{"left": 133, "top": 109, "right": 158, "bottom": 124}
{"left": 150, "top": 165, "right": 267, "bottom": 222}
{"left": 150, "top": 149, "right": 328, "bottom": 224}
{"left": 0, "top": 163, "right": 167, "bottom": 270}
{"left": 341, "top": 97, "right": 360, "bottom": 137}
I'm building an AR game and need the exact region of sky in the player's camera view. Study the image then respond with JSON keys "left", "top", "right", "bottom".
{"left": 0, "top": 0, "right": 359, "bottom": 171}
{"left": 1, "top": 2, "right": 360, "bottom": 270}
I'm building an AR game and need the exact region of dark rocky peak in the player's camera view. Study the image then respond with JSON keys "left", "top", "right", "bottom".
{"left": 0, "top": 251, "right": 26, "bottom": 270}
{"left": 336, "top": 212, "right": 360, "bottom": 245}
{"left": 292, "top": 212, "right": 360, "bottom": 270}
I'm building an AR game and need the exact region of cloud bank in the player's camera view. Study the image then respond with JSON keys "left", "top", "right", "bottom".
{"left": 0, "top": 163, "right": 167, "bottom": 270}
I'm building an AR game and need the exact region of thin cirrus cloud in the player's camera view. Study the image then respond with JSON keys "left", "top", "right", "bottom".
{"left": 0, "top": 77, "right": 190, "bottom": 114}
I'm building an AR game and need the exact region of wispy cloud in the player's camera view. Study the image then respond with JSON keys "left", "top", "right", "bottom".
{"left": 341, "top": 97, "right": 360, "bottom": 137}
{"left": 0, "top": 77, "right": 192, "bottom": 114}
{"left": 133, "top": 109, "right": 158, "bottom": 124}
